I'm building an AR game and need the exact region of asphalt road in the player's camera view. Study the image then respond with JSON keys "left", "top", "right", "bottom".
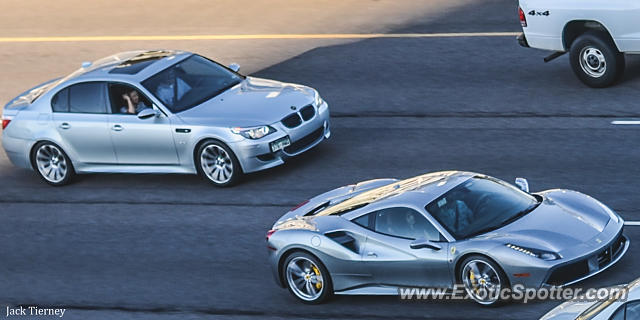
{"left": 1, "top": 1, "right": 640, "bottom": 319}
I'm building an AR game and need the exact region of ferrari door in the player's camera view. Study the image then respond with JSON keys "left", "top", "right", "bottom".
{"left": 359, "top": 207, "right": 451, "bottom": 288}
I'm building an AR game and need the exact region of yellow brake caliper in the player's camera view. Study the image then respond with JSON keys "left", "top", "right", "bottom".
{"left": 470, "top": 270, "right": 479, "bottom": 294}
{"left": 312, "top": 265, "right": 322, "bottom": 289}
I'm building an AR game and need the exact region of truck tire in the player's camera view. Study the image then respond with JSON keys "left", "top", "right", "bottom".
{"left": 569, "top": 31, "right": 625, "bottom": 88}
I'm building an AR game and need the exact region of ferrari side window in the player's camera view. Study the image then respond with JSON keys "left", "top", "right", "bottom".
{"left": 624, "top": 300, "right": 640, "bottom": 319}
{"left": 352, "top": 214, "right": 371, "bottom": 229}
{"left": 373, "top": 207, "right": 440, "bottom": 241}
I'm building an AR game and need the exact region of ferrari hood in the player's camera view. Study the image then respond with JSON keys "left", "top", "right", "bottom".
{"left": 177, "top": 77, "right": 315, "bottom": 126}
{"left": 484, "top": 192, "right": 611, "bottom": 253}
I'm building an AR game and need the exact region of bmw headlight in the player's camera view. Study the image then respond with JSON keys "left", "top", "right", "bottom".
{"left": 231, "top": 125, "right": 276, "bottom": 140}
{"left": 506, "top": 244, "right": 561, "bottom": 261}
{"left": 314, "top": 91, "right": 327, "bottom": 113}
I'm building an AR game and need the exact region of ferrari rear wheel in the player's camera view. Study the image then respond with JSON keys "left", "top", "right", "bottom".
{"left": 283, "top": 252, "right": 332, "bottom": 304}
{"left": 460, "top": 256, "right": 508, "bottom": 306}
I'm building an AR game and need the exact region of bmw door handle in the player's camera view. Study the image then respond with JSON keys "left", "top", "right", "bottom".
{"left": 59, "top": 122, "right": 70, "bottom": 130}
{"left": 112, "top": 124, "right": 123, "bottom": 132}
{"left": 366, "top": 252, "right": 378, "bottom": 258}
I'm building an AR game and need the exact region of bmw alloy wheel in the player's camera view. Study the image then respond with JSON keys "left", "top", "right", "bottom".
{"left": 200, "top": 144, "right": 234, "bottom": 184}
{"left": 35, "top": 144, "right": 70, "bottom": 184}
{"left": 462, "top": 259, "right": 502, "bottom": 305}
{"left": 286, "top": 257, "right": 324, "bottom": 302}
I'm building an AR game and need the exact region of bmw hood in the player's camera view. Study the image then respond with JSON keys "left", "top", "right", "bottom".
{"left": 177, "top": 77, "right": 316, "bottom": 126}
{"left": 481, "top": 190, "right": 612, "bottom": 253}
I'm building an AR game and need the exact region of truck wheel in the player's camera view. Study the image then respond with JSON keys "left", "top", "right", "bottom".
{"left": 569, "top": 31, "right": 625, "bottom": 88}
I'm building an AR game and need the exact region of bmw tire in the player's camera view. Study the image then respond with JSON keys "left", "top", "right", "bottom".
{"left": 31, "top": 141, "right": 75, "bottom": 186}
{"left": 195, "top": 139, "right": 242, "bottom": 187}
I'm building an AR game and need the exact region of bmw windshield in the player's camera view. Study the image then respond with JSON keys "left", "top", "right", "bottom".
{"left": 142, "top": 55, "right": 243, "bottom": 113}
{"left": 426, "top": 177, "right": 540, "bottom": 239}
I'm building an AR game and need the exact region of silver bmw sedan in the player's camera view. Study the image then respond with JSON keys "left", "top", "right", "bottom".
{"left": 1, "top": 50, "right": 330, "bottom": 186}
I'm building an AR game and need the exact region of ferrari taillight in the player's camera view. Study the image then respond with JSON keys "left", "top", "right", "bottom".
{"left": 266, "top": 229, "right": 276, "bottom": 241}
{"left": 2, "top": 119, "right": 11, "bottom": 130}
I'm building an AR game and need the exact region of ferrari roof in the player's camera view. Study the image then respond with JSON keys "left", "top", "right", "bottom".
{"left": 315, "top": 170, "right": 472, "bottom": 217}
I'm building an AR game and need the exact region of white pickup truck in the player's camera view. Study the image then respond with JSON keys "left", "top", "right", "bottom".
{"left": 517, "top": 0, "right": 640, "bottom": 87}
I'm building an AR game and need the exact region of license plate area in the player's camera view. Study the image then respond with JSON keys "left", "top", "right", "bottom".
{"left": 270, "top": 136, "right": 291, "bottom": 152}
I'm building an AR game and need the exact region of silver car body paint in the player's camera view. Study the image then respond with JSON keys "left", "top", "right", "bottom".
{"left": 2, "top": 50, "right": 330, "bottom": 176}
{"left": 267, "top": 171, "right": 628, "bottom": 296}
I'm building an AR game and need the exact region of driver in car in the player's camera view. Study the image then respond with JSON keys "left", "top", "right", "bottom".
{"left": 436, "top": 195, "right": 473, "bottom": 235}
{"left": 121, "top": 90, "right": 149, "bottom": 114}
{"left": 155, "top": 67, "right": 191, "bottom": 106}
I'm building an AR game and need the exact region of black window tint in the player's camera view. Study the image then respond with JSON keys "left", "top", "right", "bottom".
{"left": 51, "top": 88, "right": 69, "bottom": 112}
{"left": 352, "top": 214, "right": 370, "bottom": 229}
{"left": 373, "top": 207, "right": 440, "bottom": 241}
{"left": 609, "top": 304, "right": 625, "bottom": 320}
{"left": 68, "top": 82, "right": 106, "bottom": 114}
{"left": 625, "top": 301, "right": 640, "bottom": 320}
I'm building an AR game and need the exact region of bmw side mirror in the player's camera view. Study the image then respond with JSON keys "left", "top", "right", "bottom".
{"left": 137, "top": 108, "right": 159, "bottom": 120}
{"left": 515, "top": 177, "right": 529, "bottom": 193}
{"left": 229, "top": 63, "right": 241, "bottom": 73}
{"left": 410, "top": 238, "right": 441, "bottom": 251}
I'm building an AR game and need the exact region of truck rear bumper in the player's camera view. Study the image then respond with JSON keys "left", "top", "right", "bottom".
{"left": 517, "top": 32, "right": 529, "bottom": 48}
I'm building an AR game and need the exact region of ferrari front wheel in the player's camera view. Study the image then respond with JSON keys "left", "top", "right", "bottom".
{"left": 460, "top": 255, "right": 509, "bottom": 306}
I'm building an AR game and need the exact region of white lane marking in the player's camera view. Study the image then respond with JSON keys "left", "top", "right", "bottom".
{"left": 0, "top": 32, "right": 521, "bottom": 43}
{"left": 624, "top": 221, "right": 640, "bottom": 226}
{"left": 612, "top": 120, "right": 640, "bottom": 125}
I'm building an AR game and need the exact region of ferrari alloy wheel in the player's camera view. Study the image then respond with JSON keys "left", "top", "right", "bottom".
{"left": 283, "top": 252, "right": 332, "bottom": 304}
{"left": 461, "top": 256, "right": 508, "bottom": 306}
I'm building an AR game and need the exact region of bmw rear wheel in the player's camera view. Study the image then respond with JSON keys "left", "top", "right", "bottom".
{"left": 196, "top": 140, "right": 241, "bottom": 187}
{"left": 283, "top": 252, "right": 332, "bottom": 304}
{"left": 31, "top": 142, "right": 74, "bottom": 186}
{"left": 460, "top": 256, "right": 508, "bottom": 306}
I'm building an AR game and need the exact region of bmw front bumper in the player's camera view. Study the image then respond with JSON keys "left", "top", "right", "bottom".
{"left": 229, "top": 101, "right": 330, "bottom": 174}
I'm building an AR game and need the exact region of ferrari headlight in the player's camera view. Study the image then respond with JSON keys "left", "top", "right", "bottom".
{"left": 597, "top": 201, "right": 620, "bottom": 223}
{"left": 506, "top": 244, "right": 561, "bottom": 261}
{"left": 231, "top": 125, "right": 276, "bottom": 140}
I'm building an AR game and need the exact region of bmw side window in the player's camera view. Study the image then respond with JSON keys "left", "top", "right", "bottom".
{"left": 372, "top": 207, "right": 441, "bottom": 241}
{"left": 51, "top": 88, "right": 69, "bottom": 112}
{"left": 68, "top": 82, "right": 108, "bottom": 114}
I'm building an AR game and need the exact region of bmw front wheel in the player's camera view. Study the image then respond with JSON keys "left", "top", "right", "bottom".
{"left": 196, "top": 140, "right": 241, "bottom": 187}
{"left": 460, "top": 255, "right": 508, "bottom": 306}
{"left": 31, "top": 142, "right": 75, "bottom": 186}
{"left": 283, "top": 252, "right": 332, "bottom": 304}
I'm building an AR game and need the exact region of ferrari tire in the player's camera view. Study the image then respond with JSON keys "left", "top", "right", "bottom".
{"left": 282, "top": 252, "right": 333, "bottom": 304}
{"left": 460, "top": 255, "right": 509, "bottom": 307}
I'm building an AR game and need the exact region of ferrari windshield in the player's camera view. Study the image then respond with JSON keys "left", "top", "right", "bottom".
{"left": 426, "top": 177, "right": 539, "bottom": 239}
{"left": 142, "top": 54, "right": 243, "bottom": 113}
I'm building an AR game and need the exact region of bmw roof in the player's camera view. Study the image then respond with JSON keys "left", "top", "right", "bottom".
{"left": 72, "top": 49, "right": 190, "bottom": 82}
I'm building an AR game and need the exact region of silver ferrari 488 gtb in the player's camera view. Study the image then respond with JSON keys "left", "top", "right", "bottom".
{"left": 267, "top": 171, "right": 628, "bottom": 306}
{"left": 1, "top": 50, "right": 330, "bottom": 186}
